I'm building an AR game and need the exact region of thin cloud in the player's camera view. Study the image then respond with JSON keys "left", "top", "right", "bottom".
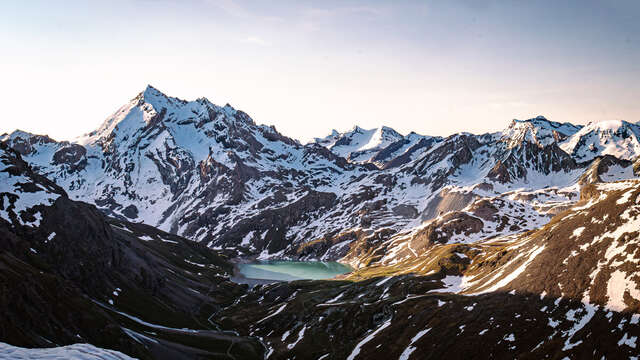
{"left": 241, "top": 36, "right": 270, "bottom": 46}
{"left": 299, "top": 5, "right": 388, "bottom": 32}
{"left": 205, "top": 0, "right": 283, "bottom": 23}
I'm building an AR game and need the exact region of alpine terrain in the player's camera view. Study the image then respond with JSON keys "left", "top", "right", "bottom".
{"left": 3, "top": 86, "right": 640, "bottom": 359}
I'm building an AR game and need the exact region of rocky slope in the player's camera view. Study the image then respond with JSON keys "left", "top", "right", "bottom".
{"left": 0, "top": 142, "right": 264, "bottom": 359}
{"left": 219, "top": 180, "right": 640, "bottom": 359}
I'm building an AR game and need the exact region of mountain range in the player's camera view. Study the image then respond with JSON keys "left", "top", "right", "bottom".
{"left": 3, "top": 85, "right": 640, "bottom": 359}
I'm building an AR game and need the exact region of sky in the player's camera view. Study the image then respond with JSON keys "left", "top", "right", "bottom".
{"left": 1, "top": 0, "right": 639, "bottom": 143}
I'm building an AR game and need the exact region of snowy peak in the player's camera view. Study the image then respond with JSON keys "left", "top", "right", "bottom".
{"left": 142, "top": 84, "right": 169, "bottom": 100}
{"left": 313, "top": 129, "right": 341, "bottom": 147}
{"left": 137, "top": 84, "right": 188, "bottom": 112}
{"left": 78, "top": 86, "right": 169, "bottom": 146}
{"left": 378, "top": 126, "right": 403, "bottom": 142}
{"left": 501, "top": 116, "right": 582, "bottom": 149}
{"left": 313, "top": 125, "right": 429, "bottom": 165}
{"left": 75, "top": 85, "right": 263, "bottom": 161}
{"left": 2, "top": 130, "right": 58, "bottom": 156}
{"left": 329, "top": 125, "right": 403, "bottom": 155}
{"left": 560, "top": 120, "right": 640, "bottom": 162}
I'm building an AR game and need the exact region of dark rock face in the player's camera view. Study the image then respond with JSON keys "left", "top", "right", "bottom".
{"left": 407, "top": 134, "right": 482, "bottom": 191}
{"left": 52, "top": 144, "right": 86, "bottom": 166}
{"left": 392, "top": 204, "right": 419, "bottom": 219}
{"left": 487, "top": 160, "right": 511, "bottom": 183}
{"left": 469, "top": 198, "right": 499, "bottom": 220}
{"left": 146, "top": 142, "right": 195, "bottom": 198}
{"left": 5, "top": 132, "right": 55, "bottom": 156}
{"left": 372, "top": 138, "right": 410, "bottom": 162}
{"left": 122, "top": 204, "right": 138, "bottom": 218}
{"left": 383, "top": 136, "right": 441, "bottom": 169}
{"left": 496, "top": 142, "right": 577, "bottom": 181}
{"left": 415, "top": 212, "right": 484, "bottom": 245}
{"left": 213, "top": 190, "right": 338, "bottom": 254}
{"left": 578, "top": 155, "right": 632, "bottom": 184}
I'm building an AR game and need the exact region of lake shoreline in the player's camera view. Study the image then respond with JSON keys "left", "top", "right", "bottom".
{"left": 229, "top": 258, "right": 282, "bottom": 286}
{"left": 230, "top": 258, "right": 353, "bottom": 284}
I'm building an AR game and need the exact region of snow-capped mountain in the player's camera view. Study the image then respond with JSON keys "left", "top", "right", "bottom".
{"left": 500, "top": 115, "right": 581, "bottom": 149}
{"left": 0, "top": 140, "right": 63, "bottom": 228}
{"left": 2, "top": 86, "right": 639, "bottom": 263}
{"left": 4, "top": 86, "right": 640, "bottom": 360}
{"left": 4, "top": 86, "right": 373, "bottom": 257}
{"left": 560, "top": 119, "right": 640, "bottom": 162}
{"left": 314, "top": 126, "right": 403, "bottom": 155}
{"left": 313, "top": 125, "right": 441, "bottom": 167}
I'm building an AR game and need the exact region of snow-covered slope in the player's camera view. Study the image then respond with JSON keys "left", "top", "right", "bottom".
{"left": 315, "top": 126, "right": 403, "bottom": 158}
{"left": 0, "top": 342, "right": 136, "bottom": 360}
{"left": 0, "top": 142, "right": 64, "bottom": 228}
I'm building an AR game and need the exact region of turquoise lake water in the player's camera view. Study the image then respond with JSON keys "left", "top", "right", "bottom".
{"left": 237, "top": 261, "right": 353, "bottom": 281}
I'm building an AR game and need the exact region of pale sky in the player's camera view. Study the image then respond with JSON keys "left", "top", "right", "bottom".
{"left": 1, "top": 0, "right": 639, "bottom": 143}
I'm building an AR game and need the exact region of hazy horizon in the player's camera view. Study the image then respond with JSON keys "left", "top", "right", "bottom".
{"left": 2, "top": 0, "right": 639, "bottom": 143}
{"left": 5, "top": 83, "right": 617, "bottom": 143}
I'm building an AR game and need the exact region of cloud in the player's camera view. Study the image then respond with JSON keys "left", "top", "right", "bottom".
{"left": 241, "top": 36, "right": 270, "bottom": 46}
{"left": 205, "top": 0, "right": 249, "bottom": 18}
{"left": 298, "top": 4, "right": 388, "bottom": 32}
{"left": 205, "top": 0, "right": 283, "bottom": 23}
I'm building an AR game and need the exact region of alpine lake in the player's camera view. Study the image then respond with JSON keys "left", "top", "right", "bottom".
{"left": 235, "top": 260, "right": 353, "bottom": 282}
